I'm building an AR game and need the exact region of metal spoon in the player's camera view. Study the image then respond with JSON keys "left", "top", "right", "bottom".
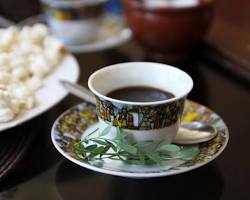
{"left": 174, "top": 122, "right": 217, "bottom": 144}
{"left": 60, "top": 80, "right": 217, "bottom": 144}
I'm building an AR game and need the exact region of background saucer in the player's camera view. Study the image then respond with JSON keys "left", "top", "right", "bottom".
{"left": 18, "top": 14, "right": 132, "bottom": 53}
{"left": 51, "top": 100, "right": 229, "bottom": 178}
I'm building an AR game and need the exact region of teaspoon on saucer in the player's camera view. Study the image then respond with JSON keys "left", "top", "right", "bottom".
{"left": 60, "top": 80, "right": 218, "bottom": 145}
{"left": 174, "top": 122, "right": 217, "bottom": 144}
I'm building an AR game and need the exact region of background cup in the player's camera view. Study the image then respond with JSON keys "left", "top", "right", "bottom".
{"left": 41, "top": 0, "right": 107, "bottom": 45}
{"left": 123, "top": 0, "right": 215, "bottom": 63}
{"left": 88, "top": 62, "right": 193, "bottom": 144}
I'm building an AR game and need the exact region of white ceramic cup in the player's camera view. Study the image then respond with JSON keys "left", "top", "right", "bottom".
{"left": 88, "top": 62, "right": 193, "bottom": 144}
{"left": 41, "top": 0, "right": 107, "bottom": 45}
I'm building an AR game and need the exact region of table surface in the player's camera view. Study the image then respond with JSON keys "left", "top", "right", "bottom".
{"left": 0, "top": 0, "right": 250, "bottom": 199}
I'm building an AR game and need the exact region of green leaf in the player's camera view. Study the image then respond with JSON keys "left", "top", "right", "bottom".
{"left": 160, "top": 165, "right": 172, "bottom": 171}
{"left": 79, "top": 142, "right": 86, "bottom": 151}
{"left": 92, "top": 161, "right": 104, "bottom": 168}
{"left": 82, "top": 139, "right": 89, "bottom": 144}
{"left": 99, "top": 125, "right": 112, "bottom": 137}
{"left": 86, "top": 144, "right": 98, "bottom": 151}
{"left": 87, "top": 146, "right": 106, "bottom": 159}
{"left": 157, "top": 144, "right": 181, "bottom": 153}
{"left": 177, "top": 146, "right": 200, "bottom": 160}
{"left": 117, "top": 142, "right": 137, "bottom": 154}
{"left": 94, "top": 146, "right": 106, "bottom": 154}
{"left": 90, "top": 139, "right": 108, "bottom": 146}
{"left": 138, "top": 153, "right": 145, "bottom": 165}
{"left": 147, "top": 152, "right": 162, "bottom": 164}
{"left": 159, "top": 155, "right": 175, "bottom": 160}
{"left": 135, "top": 140, "right": 155, "bottom": 153}
{"left": 70, "top": 126, "right": 200, "bottom": 167}
{"left": 104, "top": 139, "right": 117, "bottom": 152}
{"left": 99, "top": 146, "right": 111, "bottom": 158}
{"left": 88, "top": 152, "right": 99, "bottom": 159}
{"left": 115, "top": 127, "right": 127, "bottom": 142}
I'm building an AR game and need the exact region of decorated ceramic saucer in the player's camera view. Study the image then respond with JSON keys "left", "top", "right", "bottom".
{"left": 51, "top": 100, "right": 229, "bottom": 178}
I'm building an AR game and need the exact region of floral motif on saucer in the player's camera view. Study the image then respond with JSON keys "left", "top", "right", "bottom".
{"left": 52, "top": 100, "right": 229, "bottom": 178}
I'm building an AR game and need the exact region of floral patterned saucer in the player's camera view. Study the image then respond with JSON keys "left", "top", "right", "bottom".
{"left": 51, "top": 100, "right": 229, "bottom": 178}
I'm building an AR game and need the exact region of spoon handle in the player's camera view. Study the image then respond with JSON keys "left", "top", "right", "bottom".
{"left": 60, "top": 80, "right": 96, "bottom": 104}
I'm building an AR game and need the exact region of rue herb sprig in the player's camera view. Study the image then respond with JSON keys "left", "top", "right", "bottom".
{"left": 70, "top": 126, "right": 200, "bottom": 168}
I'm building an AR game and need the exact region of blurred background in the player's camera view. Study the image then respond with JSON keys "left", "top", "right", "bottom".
{"left": 0, "top": 0, "right": 249, "bottom": 82}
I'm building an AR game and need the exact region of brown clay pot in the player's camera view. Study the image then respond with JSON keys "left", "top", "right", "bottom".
{"left": 123, "top": 0, "right": 215, "bottom": 63}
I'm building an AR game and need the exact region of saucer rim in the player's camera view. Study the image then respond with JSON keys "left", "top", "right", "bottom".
{"left": 51, "top": 101, "right": 229, "bottom": 178}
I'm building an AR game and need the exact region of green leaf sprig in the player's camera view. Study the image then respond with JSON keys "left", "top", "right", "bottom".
{"left": 70, "top": 126, "right": 200, "bottom": 168}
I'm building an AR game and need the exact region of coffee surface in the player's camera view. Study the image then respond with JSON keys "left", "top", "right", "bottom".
{"left": 107, "top": 86, "right": 175, "bottom": 102}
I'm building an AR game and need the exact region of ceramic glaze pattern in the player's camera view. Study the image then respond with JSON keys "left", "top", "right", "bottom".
{"left": 52, "top": 100, "right": 229, "bottom": 177}
{"left": 55, "top": 104, "right": 97, "bottom": 150}
{"left": 96, "top": 97, "right": 185, "bottom": 130}
{"left": 44, "top": 4, "right": 104, "bottom": 21}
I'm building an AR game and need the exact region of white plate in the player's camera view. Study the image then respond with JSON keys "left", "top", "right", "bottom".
{"left": 51, "top": 101, "right": 229, "bottom": 179}
{"left": 0, "top": 54, "right": 80, "bottom": 132}
{"left": 18, "top": 14, "right": 132, "bottom": 54}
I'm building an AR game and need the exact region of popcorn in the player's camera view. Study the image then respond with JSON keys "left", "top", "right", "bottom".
{"left": 29, "top": 55, "right": 51, "bottom": 78}
{"left": 9, "top": 56, "right": 27, "bottom": 68}
{"left": 44, "top": 36, "right": 64, "bottom": 66}
{"left": 31, "top": 24, "right": 49, "bottom": 44}
{"left": 25, "top": 77, "right": 42, "bottom": 91}
{"left": 0, "top": 71, "right": 11, "bottom": 84}
{"left": 0, "top": 54, "right": 10, "bottom": 72}
{"left": 0, "top": 91, "right": 15, "bottom": 122}
{"left": 12, "top": 67, "right": 29, "bottom": 81}
{"left": 0, "top": 24, "right": 65, "bottom": 123}
{"left": 0, "top": 27, "right": 18, "bottom": 51}
{"left": 0, "top": 108, "right": 14, "bottom": 123}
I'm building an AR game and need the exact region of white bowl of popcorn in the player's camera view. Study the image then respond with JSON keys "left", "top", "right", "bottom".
{"left": 0, "top": 24, "right": 66, "bottom": 123}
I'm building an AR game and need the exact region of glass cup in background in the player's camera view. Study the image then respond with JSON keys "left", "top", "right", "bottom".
{"left": 40, "top": 0, "right": 107, "bottom": 45}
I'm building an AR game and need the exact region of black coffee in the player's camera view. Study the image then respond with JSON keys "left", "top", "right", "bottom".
{"left": 107, "top": 86, "right": 175, "bottom": 102}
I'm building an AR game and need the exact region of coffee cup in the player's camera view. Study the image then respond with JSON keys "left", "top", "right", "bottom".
{"left": 41, "top": 0, "right": 107, "bottom": 45}
{"left": 88, "top": 62, "right": 193, "bottom": 144}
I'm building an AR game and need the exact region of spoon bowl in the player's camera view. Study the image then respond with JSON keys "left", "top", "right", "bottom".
{"left": 174, "top": 121, "right": 217, "bottom": 144}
